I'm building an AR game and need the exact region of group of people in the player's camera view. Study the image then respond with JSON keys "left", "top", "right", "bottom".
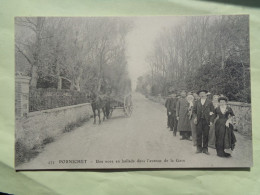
{"left": 165, "top": 89, "right": 237, "bottom": 158}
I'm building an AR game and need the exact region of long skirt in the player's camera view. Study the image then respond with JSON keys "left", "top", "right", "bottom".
{"left": 215, "top": 118, "right": 237, "bottom": 156}
{"left": 177, "top": 113, "right": 191, "bottom": 133}
{"left": 208, "top": 118, "right": 217, "bottom": 149}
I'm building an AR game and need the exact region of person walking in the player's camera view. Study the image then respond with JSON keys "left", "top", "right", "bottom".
{"left": 214, "top": 96, "right": 236, "bottom": 158}
{"left": 176, "top": 90, "right": 192, "bottom": 140}
{"left": 165, "top": 92, "right": 171, "bottom": 128}
{"left": 167, "top": 90, "right": 178, "bottom": 135}
{"left": 187, "top": 94, "right": 197, "bottom": 146}
{"left": 193, "top": 93, "right": 200, "bottom": 102}
{"left": 193, "top": 90, "right": 215, "bottom": 154}
{"left": 208, "top": 95, "right": 219, "bottom": 149}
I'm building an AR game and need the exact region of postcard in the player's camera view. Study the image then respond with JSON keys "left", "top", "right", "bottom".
{"left": 15, "top": 15, "right": 252, "bottom": 170}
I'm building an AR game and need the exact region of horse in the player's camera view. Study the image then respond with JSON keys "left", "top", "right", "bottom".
{"left": 90, "top": 93, "right": 111, "bottom": 124}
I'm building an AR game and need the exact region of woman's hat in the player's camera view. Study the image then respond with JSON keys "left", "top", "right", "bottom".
{"left": 197, "top": 89, "right": 208, "bottom": 95}
{"left": 186, "top": 94, "right": 194, "bottom": 100}
{"left": 218, "top": 96, "right": 228, "bottom": 102}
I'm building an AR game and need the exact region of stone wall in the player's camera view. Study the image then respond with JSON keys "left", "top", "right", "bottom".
{"left": 147, "top": 95, "right": 252, "bottom": 137}
{"left": 15, "top": 103, "right": 93, "bottom": 150}
{"left": 228, "top": 101, "right": 252, "bottom": 137}
{"left": 15, "top": 76, "right": 30, "bottom": 118}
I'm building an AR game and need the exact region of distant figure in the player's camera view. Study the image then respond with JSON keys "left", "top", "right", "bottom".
{"left": 176, "top": 90, "right": 192, "bottom": 140}
{"left": 175, "top": 93, "right": 181, "bottom": 130}
{"left": 193, "top": 93, "right": 200, "bottom": 102}
{"left": 207, "top": 92, "right": 213, "bottom": 101}
{"left": 208, "top": 95, "right": 219, "bottom": 149}
{"left": 214, "top": 96, "right": 236, "bottom": 158}
{"left": 165, "top": 92, "right": 171, "bottom": 128}
{"left": 187, "top": 91, "right": 193, "bottom": 95}
{"left": 166, "top": 90, "right": 178, "bottom": 135}
{"left": 193, "top": 90, "right": 214, "bottom": 155}
{"left": 187, "top": 94, "right": 197, "bottom": 146}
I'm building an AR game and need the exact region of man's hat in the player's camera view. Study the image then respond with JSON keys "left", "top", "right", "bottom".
{"left": 197, "top": 89, "right": 208, "bottom": 95}
{"left": 218, "top": 96, "right": 228, "bottom": 102}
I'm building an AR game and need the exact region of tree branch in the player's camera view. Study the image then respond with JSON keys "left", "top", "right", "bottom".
{"left": 15, "top": 44, "right": 32, "bottom": 65}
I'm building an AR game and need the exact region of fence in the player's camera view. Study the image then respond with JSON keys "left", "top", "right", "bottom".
{"left": 29, "top": 87, "right": 91, "bottom": 112}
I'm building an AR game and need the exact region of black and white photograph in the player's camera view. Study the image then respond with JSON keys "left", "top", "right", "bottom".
{"left": 15, "top": 15, "right": 252, "bottom": 170}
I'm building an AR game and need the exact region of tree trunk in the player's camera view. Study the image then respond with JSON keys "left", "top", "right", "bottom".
{"left": 97, "top": 75, "right": 102, "bottom": 93}
{"left": 56, "top": 63, "right": 62, "bottom": 90}
{"left": 97, "top": 54, "right": 104, "bottom": 93}
{"left": 30, "top": 64, "right": 38, "bottom": 87}
{"left": 74, "top": 71, "right": 82, "bottom": 92}
{"left": 70, "top": 80, "right": 75, "bottom": 90}
{"left": 220, "top": 42, "right": 225, "bottom": 69}
{"left": 30, "top": 17, "right": 44, "bottom": 87}
{"left": 57, "top": 76, "right": 62, "bottom": 90}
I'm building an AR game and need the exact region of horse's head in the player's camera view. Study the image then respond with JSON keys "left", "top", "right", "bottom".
{"left": 88, "top": 92, "right": 97, "bottom": 103}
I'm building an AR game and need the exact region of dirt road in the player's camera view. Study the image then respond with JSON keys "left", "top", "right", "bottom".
{"left": 18, "top": 93, "right": 252, "bottom": 169}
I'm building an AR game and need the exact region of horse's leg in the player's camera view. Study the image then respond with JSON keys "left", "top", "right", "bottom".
{"left": 106, "top": 106, "right": 109, "bottom": 119}
{"left": 102, "top": 107, "right": 106, "bottom": 121}
{"left": 98, "top": 109, "right": 101, "bottom": 124}
{"left": 109, "top": 108, "right": 113, "bottom": 118}
{"left": 93, "top": 109, "right": 96, "bottom": 124}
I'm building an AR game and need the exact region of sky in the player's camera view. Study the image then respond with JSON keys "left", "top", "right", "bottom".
{"left": 125, "top": 16, "right": 184, "bottom": 89}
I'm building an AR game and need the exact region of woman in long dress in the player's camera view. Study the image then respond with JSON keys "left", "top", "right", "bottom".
{"left": 214, "top": 96, "right": 237, "bottom": 158}
{"left": 176, "top": 90, "right": 192, "bottom": 140}
{"left": 187, "top": 95, "right": 196, "bottom": 146}
{"left": 208, "top": 95, "right": 219, "bottom": 149}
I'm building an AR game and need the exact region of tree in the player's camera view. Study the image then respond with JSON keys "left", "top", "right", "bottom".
{"left": 15, "top": 17, "right": 47, "bottom": 87}
{"left": 143, "top": 15, "right": 250, "bottom": 102}
{"left": 15, "top": 17, "right": 133, "bottom": 98}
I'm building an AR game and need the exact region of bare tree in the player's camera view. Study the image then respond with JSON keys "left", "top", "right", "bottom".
{"left": 15, "top": 17, "right": 47, "bottom": 87}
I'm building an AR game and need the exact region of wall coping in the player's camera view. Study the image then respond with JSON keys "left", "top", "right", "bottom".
{"left": 158, "top": 95, "right": 251, "bottom": 107}
{"left": 15, "top": 76, "right": 31, "bottom": 83}
{"left": 227, "top": 101, "right": 251, "bottom": 107}
{"left": 28, "top": 102, "right": 91, "bottom": 117}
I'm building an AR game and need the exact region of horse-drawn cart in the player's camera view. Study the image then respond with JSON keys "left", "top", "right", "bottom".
{"left": 91, "top": 92, "right": 133, "bottom": 124}
{"left": 109, "top": 93, "right": 133, "bottom": 117}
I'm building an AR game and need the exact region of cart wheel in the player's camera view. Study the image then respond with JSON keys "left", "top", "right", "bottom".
{"left": 126, "top": 105, "right": 133, "bottom": 117}
{"left": 124, "top": 94, "right": 133, "bottom": 117}
{"left": 109, "top": 108, "right": 114, "bottom": 118}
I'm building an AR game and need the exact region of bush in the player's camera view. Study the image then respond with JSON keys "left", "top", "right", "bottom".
{"left": 63, "top": 116, "right": 89, "bottom": 133}
{"left": 185, "top": 60, "right": 250, "bottom": 103}
{"left": 15, "top": 139, "right": 41, "bottom": 166}
{"left": 42, "top": 136, "right": 55, "bottom": 145}
{"left": 29, "top": 87, "right": 91, "bottom": 112}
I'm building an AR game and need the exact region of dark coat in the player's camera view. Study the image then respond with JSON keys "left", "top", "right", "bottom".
{"left": 166, "top": 97, "right": 178, "bottom": 115}
{"left": 165, "top": 98, "right": 171, "bottom": 110}
{"left": 193, "top": 98, "right": 215, "bottom": 125}
{"left": 176, "top": 97, "right": 191, "bottom": 132}
{"left": 214, "top": 106, "right": 236, "bottom": 150}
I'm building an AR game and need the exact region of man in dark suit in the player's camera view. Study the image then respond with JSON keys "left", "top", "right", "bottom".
{"left": 193, "top": 90, "right": 215, "bottom": 154}
{"left": 166, "top": 90, "right": 178, "bottom": 135}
